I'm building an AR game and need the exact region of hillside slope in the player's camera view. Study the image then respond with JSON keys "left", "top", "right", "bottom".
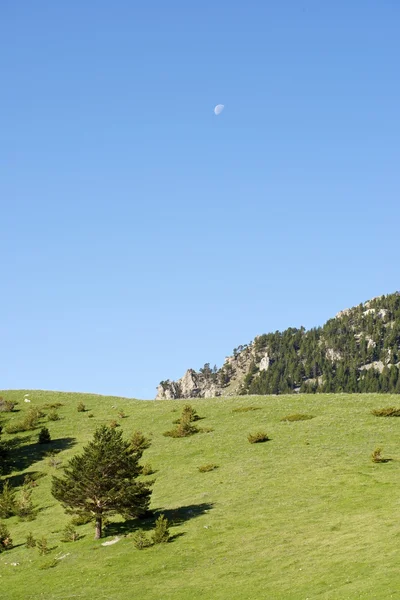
{"left": 1, "top": 390, "right": 400, "bottom": 599}
{"left": 157, "top": 292, "right": 400, "bottom": 399}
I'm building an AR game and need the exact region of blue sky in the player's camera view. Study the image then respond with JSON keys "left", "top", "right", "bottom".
{"left": 1, "top": 1, "right": 399, "bottom": 398}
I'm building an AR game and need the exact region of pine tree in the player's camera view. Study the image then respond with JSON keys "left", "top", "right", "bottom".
{"left": 52, "top": 425, "right": 152, "bottom": 539}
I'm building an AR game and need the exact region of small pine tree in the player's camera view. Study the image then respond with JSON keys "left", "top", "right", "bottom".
{"left": 16, "top": 485, "right": 35, "bottom": 520}
{"left": 152, "top": 514, "right": 170, "bottom": 544}
{"left": 132, "top": 530, "right": 152, "bottom": 550}
{"left": 36, "top": 536, "right": 50, "bottom": 555}
{"left": 77, "top": 402, "right": 86, "bottom": 412}
{"left": 0, "top": 481, "right": 16, "bottom": 518}
{"left": 38, "top": 427, "right": 51, "bottom": 444}
{"left": 26, "top": 532, "right": 36, "bottom": 548}
{"left": 61, "top": 523, "right": 79, "bottom": 542}
{"left": 0, "top": 522, "right": 12, "bottom": 551}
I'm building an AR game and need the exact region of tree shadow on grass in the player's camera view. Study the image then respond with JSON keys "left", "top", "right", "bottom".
{"left": 105, "top": 502, "right": 214, "bottom": 538}
{"left": 8, "top": 437, "right": 76, "bottom": 473}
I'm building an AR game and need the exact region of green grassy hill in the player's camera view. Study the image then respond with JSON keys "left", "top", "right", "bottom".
{"left": 1, "top": 390, "right": 400, "bottom": 599}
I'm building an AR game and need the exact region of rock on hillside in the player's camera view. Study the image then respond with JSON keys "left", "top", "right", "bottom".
{"left": 156, "top": 292, "right": 400, "bottom": 399}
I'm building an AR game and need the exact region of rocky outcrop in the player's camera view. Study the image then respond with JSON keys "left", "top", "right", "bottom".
{"left": 156, "top": 292, "right": 400, "bottom": 398}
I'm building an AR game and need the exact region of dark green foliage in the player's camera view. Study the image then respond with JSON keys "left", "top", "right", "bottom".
{"left": 132, "top": 530, "right": 152, "bottom": 549}
{"left": 51, "top": 425, "right": 152, "bottom": 539}
{"left": 0, "top": 481, "right": 16, "bottom": 518}
{"left": 152, "top": 514, "right": 170, "bottom": 544}
{"left": 71, "top": 512, "right": 92, "bottom": 526}
{"left": 60, "top": 523, "right": 80, "bottom": 542}
{"left": 77, "top": 402, "right": 86, "bottom": 412}
{"left": 248, "top": 432, "right": 270, "bottom": 444}
{"left": 38, "top": 427, "right": 51, "bottom": 444}
{"left": 280, "top": 414, "right": 315, "bottom": 422}
{"left": 198, "top": 463, "right": 218, "bottom": 472}
{"left": 88, "top": 413, "right": 94, "bottom": 418}
{"left": 371, "top": 407, "right": 400, "bottom": 417}
{"left": 0, "top": 522, "right": 12, "bottom": 551}
{"left": 26, "top": 532, "right": 36, "bottom": 548}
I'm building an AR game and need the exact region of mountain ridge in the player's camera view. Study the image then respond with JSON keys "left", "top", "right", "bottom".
{"left": 156, "top": 292, "right": 400, "bottom": 399}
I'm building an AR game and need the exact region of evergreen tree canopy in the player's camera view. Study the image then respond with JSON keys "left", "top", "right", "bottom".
{"left": 51, "top": 425, "right": 152, "bottom": 539}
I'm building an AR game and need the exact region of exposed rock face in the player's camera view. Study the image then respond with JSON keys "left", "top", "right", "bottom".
{"left": 156, "top": 292, "right": 400, "bottom": 398}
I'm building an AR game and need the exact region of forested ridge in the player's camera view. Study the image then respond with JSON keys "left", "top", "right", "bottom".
{"left": 158, "top": 292, "right": 400, "bottom": 398}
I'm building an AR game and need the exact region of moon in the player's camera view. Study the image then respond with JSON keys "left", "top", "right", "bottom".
{"left": 214, "top": 104, "right": 224, "bottom": 115}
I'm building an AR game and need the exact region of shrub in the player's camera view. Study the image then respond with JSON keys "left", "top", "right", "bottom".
{"left": 164, "top": 408, "right": 200, "bottom": 438}
{"left": 0, "top": 522, "right": 13, "bottom": 551}
{"left": 16, "top": 485, "right": 35, "bottom": 520}
{"left": 0, "top": 481, "right": 16, "bottom": 518}
{"left": 280, "top": 414, "right": 314, "bottom": 422}
{"left": 43, "top": 403, "right": 64, "bottom": 410}
{"left": 248, "top": 431, "right": 270, "bottom": 444}
{"left": 141, "top": 463, "right": 154, "bottom": 476}
{"left": 38, "top": 427, "right": 51, "bottom": 444}
{"left": 0, "top": 399, "right": 16, "bottom": 412}
{"left": 372, "top": 407, "right": 400, "bottom": 417}
{"left": 181, "top": 404, "right": 200, "bottom": 422}
{"left": 39, "top": 558, "right": 58, "bottom": 569}
{"left": 88, "top": 413, "right": 94, "bottom": 418}
{"left": 61, "top": 523, "right": 80, "bottom": 542}
{"left": 109, "top": 420, "right": 119, "bottom": 428}
{"left": 77, "top": 402, "right": 86, "bottom": 412}
{"left": 26, "top": 532, "right": 36, "bottom": 548}
{"left": 48, "top": 410, "right": 60, "bottom": 422}
{"left": 198, "top": 463, "right": 218, "bottom": 472}
{"left": 152, "top": 514, "right": 170, "bottom": 544}
{"left": 118, "top": 410, "right": 127, "bottom": 419}
{"left": 132, "top": 530, "right": 152, "bottom": 550}
{"left": 371, "top": 447, "right": 391, "bottom": 463}
{"left": 130, "top": 431, "right": 151, "bottom": 455}
{"left": 232, "top": 406, "right": 261, "bottom": 413}
{"left": 36, "top": 536, "right": 50, "bottom": 555}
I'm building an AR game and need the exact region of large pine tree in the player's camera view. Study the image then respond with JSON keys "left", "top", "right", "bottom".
{"left": 52, "top": 425, "right": 152, "bottom": 539}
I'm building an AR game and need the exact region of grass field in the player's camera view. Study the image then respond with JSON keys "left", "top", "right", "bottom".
{"left": 1, "top": 390, "right": 400, "bottom": 600}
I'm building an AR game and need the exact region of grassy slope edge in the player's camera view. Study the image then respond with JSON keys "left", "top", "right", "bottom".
{"left": 1, "top": 389, "right": 400, "bottom": 600}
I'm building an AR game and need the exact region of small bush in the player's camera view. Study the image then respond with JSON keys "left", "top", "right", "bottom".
{"left": 0, "top": 399, "right": 16, "bottom": 412}
{"left": 181, "top": 404, "right": 201, "bottom": 422}
{"left": 130, "top": 431, "right": 151, "bottom": 455}
{"left": 26, "top": 532, "right": 36, "bottom": 548}
{"left": 42, "top": 403, "right": 64, "bottom": 410}
{"left": 248, "top": 431, "right": 270, "bottom": 444}
{"left": 61, "top": 523, "right": 80, "bottom": 542}
{"left": 38, "top": 427, "right": 51, "bottom": 444}
{"left": 109, "top": 420, "right": 119, "bottom": 428}
{"left": 118, "top": 410, "right": 127, "bottom": 419}
{"left": 152, "top": 514, "right": 170, "bottom": 544}
{"left": 141, "top": 463, "right": 154, "bottom": 476}
{"left": 48, "top": 410, "right": 60, "bottom": 422}
{"left": 371, "top": 447, "right": 391, "bottom": 463}
{"left": 0, "top": 522, "right": 13, "bottom": 551}
{"left": 198, "top": 463, "right": 218, "bottom": 472}
{"left": 372, "top": 407, "right": 400, "bottom": 417}
{"left": 39, "top": 558, "right": 58, "bottom": 569}
{"left": 0, "top": 481, "right": 16, "bottom": 519}
{"left": 16, "top": 486, "right": 35, "bottom": 520}
{"left": 281, "top": 414, "right": 314, "bottom": 422}
{"left": 132, "top": 530, "right": 152, "bottom": 550}
{"left": 77, "top": 402, "right": 86, "bottom": 412}
{"left": 36, "top": 536, "right": 50, "bottom": 555}
{"left": 232, "top": 406, "right": 261, "bottom": 413}
{"left": 88, "top": 413, "right": 94, "bottom": 418}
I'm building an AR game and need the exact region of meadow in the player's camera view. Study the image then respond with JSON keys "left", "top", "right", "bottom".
{"left": 1, "top": 390, "right": 400, "bottom": 600}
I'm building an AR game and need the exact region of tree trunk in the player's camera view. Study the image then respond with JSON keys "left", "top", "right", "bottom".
{"left": 95, "top": 515, "right": 102, "bottom": 540}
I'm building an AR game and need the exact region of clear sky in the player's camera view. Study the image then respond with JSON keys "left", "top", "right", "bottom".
{"left": 1, "top": 1, "right": 399, "bottom": 399}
